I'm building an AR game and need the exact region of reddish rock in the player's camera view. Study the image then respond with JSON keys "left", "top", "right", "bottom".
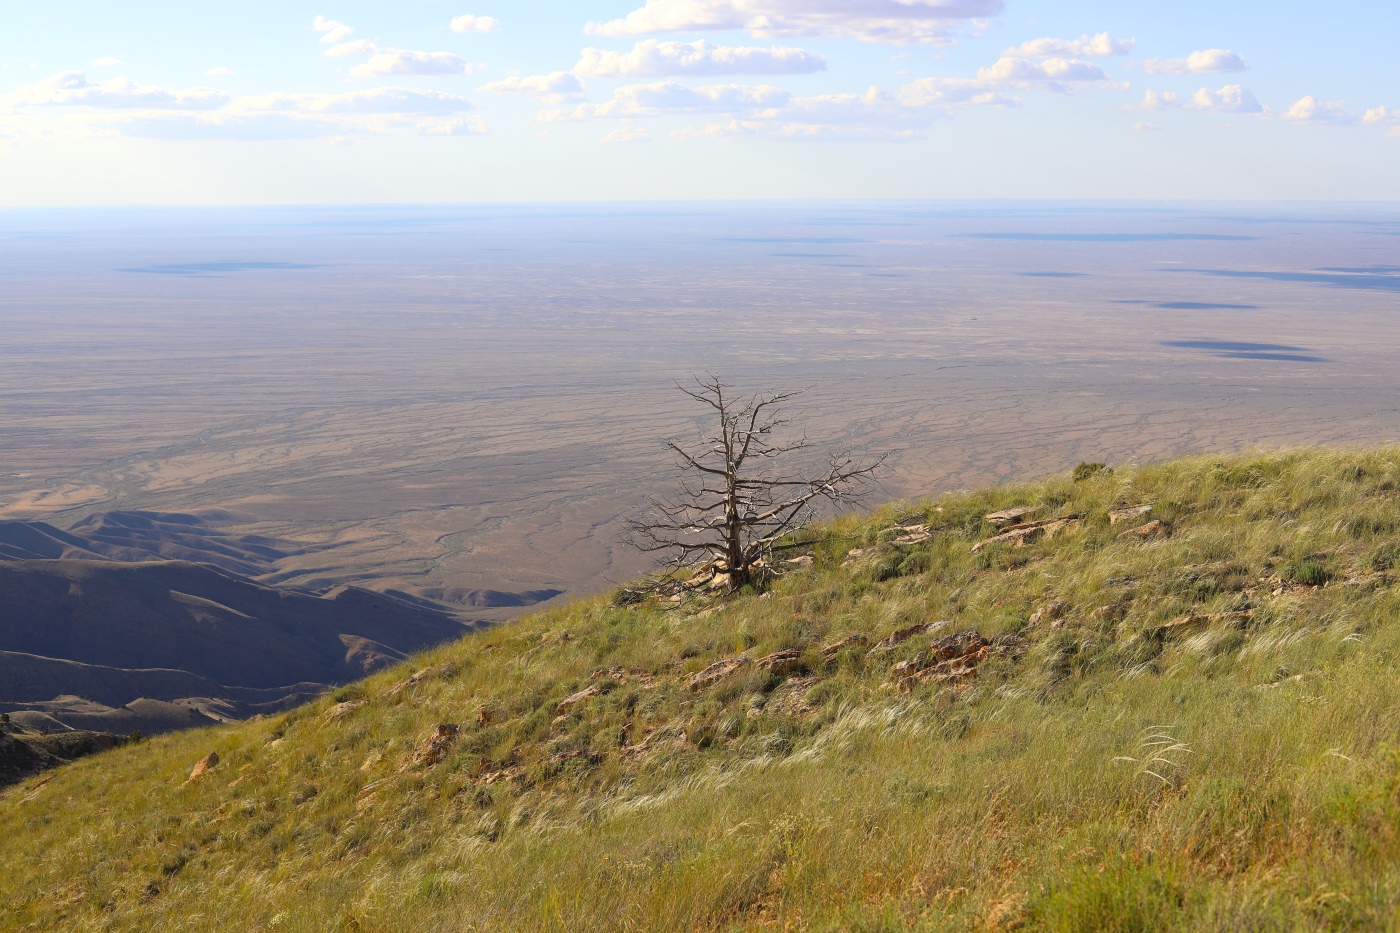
{"left": 1120, "top": 519, "right": 1167, "bottom": 539}
{"left": 187, "top": 752, "right": 219, "bottom": 782}
{"left": 556, "top": 685, "right": 601, "bottom": 713}
{"left": 688, "top": 657, "right": 750, "bottom": 690}
{"left": 401, "top": 723, "right": 459, "bottom": 770}
{"left": 756, "top": 649, "right": 804, "bottom": 676}
{"left": 820, "top": 634, "right": 869, "bottom": 662}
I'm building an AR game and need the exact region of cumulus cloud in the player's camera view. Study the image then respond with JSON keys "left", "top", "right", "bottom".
{"left": 585, "top": 0, "right": 1007, "bottom": 45}
{"left": 313, "top": 15, "right": 354, "bottom": 44}
{"left": 603, "top": 125, "right": 652, "bottom": 142}
{"left": 351, "top": 49, "right": 473, "bottom": 77}
{"left": 575, "top": 39, "right": 825, "bottom": 77}
{"left": 206, "top": 67, "right": 234, "bottom": 76}
{"left": 325, "top": 40, "right": 379, "bottom": 58}
{"left": 233, "top": 87, "right": 475, "bottom": 115}
{"left": 975, "top": 56, "right": 1109, "bottom": 89}
{"left": 1004, "top": 33, "right": 1133, "bottom": 58}
{"left": 543, "top": 80, "right": 790, "bottom": 120}
{"left": 419, "top": 115, "right": 488, "bottom": 135}
{"left": 322, "top": 40, "right": 473, "bottom": 77}
{"left": 115, "top": 112, "right": 333, "bottom": 141}
{"left": 450, "top": 14, "right": 501, "bottom": 33}
{"left": 1362, "top": 106, "right": 1400, "bottom": 130}
{"left": 1281, "top": 96, "right": 1354, "bottom": 125}
{"left": 1184, "top": 85, "right": 1262, "bottom": 114}
{"left": 1131, "top": 121, "right": 1158, "bottom": 132}
{"left": 90, "top": 56, "right": 123, "bottom": 67}
{"left": 1143, "top": 48, "right": 1247, "bottom": 76}
{"left": 6, "top": 71, "right": 226, "bottom": 109}
{"left": 1130, "top": 89, "right": 1180, "bottom": 111}
{"left": 477, "top": 72, "right": 585, "bottom": 103}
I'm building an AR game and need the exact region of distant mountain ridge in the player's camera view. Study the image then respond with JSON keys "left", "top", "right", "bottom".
{"left": 0, "top": 559, "right": 476, "bottom": 736}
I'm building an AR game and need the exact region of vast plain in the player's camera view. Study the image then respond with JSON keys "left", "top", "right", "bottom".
{"left": 2, "top": 202, "right": 1398, "bottom": 608}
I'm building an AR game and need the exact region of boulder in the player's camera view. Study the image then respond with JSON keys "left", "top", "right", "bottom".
{"left": 187, "top": 752, "right": 219, "bottom": 782}
{"left": 756, "top": 649, "right": 804, "bottom": 676}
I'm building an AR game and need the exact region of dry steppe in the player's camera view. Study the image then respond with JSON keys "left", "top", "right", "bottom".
{"left": 2, "top": 203, "right": 1398, "bottom": 606}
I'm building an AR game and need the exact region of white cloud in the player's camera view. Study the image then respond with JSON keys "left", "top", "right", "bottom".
{"left": 603, "top": 124, "right": 652, "bottom": 142}
{"left": 975, "top": 56, "right": 1110, "bottom": 90}
{"left": 313, "top": 15, "right": 354, "bottom": 44}
{"left": 477, "top": 72, "right": 585, "bottom": 103}
{"left": 1004, "top": 33, "right": 1133, "bottom": 59}
{"left": 1131, "top": 121, "right": 1158, "bottom": 132}
{"left": 419, "top": 115, "right": 488, "bottom": 135}
{"left": 1143, "top": 48, "right": 1247, "bottom": 76}
{"left": 585, "top": 0, "right": 1007, "bottom": 45}
{"left": 206, "top": 67, "right": 234, "bottom": 77}
{"left": 233, "top": 87, "right": 475, "bottom": 115}
{"left": 325, "top": 40, "right": 380, "bottom": 58}
{"left": 1183, "top": 85, "right": 1262, "bottom": 114}
{"left": 1130, "top": 89, "right": 1180, "bottom": 111}
{"left": 90, "top": 56, "right": 124, "bottom": 67}
{"left": 575, "top": 39, "right": 825, "bottom": 77}
{"left": 349, "top": 50, "right": 472, "bottom": 77}
{"left": 1362, "top": 106, "right": 1400, "bottom": 133}
{"left": 6, "top": 71, "right": 226, "bottom": 110}
{"left": 1281, "top": 96, "right": 1354, "bottom": 125}
{"left": 114, "top": 112, "right": 333, "bottom": 141}
{"left": 544, "top": 80, "right": 790, "bottom": 119}
{"left": 323, "top": 41, "right": 474, "bottom": 77}
{"left": 450, "top": 14, "right": 501, "bottom": 33}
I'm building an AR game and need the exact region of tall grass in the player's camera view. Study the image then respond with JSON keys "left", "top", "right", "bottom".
{"left": 5, "top": 447, "right": 1400, "bottom": 931}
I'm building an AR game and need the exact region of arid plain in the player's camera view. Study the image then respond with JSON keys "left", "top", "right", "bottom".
{"left": 3, "top": 203, "right": 1398, "bottom": 616}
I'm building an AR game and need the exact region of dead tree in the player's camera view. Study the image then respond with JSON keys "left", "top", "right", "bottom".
{"left": 624, "top": 375, "right": 886, "bottom": 593}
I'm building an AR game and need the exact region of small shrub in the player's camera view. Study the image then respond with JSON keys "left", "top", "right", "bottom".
{"left": 1284, "top": 559, "right": 1331, "bottom": 587}
{"left": 1073, "top": 462, "right": 1110, "bottom": 482}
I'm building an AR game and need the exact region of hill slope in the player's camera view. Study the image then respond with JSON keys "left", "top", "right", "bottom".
{"left": 4, "top": 448, "right": 1400, "bottom": 931}
{"left": 0, "top": 560, "right": 474, "bottom": 735}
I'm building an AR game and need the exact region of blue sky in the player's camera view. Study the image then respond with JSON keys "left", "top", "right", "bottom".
{"left": 1, "top": 0, "right": 1397, "bottom": 204}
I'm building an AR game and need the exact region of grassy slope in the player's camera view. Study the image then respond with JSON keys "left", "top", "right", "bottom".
{"left": 7, "top": 448, "right": 1400, "bottom": 932}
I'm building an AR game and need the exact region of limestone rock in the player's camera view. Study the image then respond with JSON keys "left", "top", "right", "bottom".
{"left": 1119, "top": 519, "right": 1167, "bottom": 539}
{"left": 322, "top": 700, "right": 366, "bottom": 722}
{"left": 401, "top": 723, "right": 459, "bottom": 770}
{"left": 187, "top": 752, "right": 219, "bottom": 782}
{"left": 556, "top": 685, "right": 601, "bottom": 713}
{"left": 1108, "top": 505, "right": 1153, "bottom": 525}
{"left": 688, "top": 657, "right": 750, "bottom": 690}
{"left": 985, "top": 506, "right": 1041, "bottom": 526}
{"left": 820, "top": 634, "right": 869, "bottom": 662}
{"left": 870, "top": 620, "right": 948, "bottom": 652}
{"left": 756, "top": 649, "right": 804, "bottom": 676}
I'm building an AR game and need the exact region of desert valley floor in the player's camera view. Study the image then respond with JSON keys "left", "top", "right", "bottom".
{"left": 3, "top": 202, "right": 1399, "bottom": 615}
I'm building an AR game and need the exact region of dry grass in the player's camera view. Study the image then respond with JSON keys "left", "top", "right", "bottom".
{"left": 6, "top": 447, "right": 1400, "bottom": 931}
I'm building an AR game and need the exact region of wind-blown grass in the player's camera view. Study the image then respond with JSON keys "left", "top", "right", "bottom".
{"left": 6, "top": 447, "right": 1400, "bottom": 931}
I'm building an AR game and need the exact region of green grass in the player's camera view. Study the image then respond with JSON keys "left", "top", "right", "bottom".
{"left": 6, "top": 447, "right": 1400, "bottom": 931}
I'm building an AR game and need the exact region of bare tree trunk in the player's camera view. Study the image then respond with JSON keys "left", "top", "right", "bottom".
{"left": 624, "top": 375, "right": 886, "bottom": 595}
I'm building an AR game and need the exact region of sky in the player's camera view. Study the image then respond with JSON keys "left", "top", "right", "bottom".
{"left": 1, "top": 0, "right": 1398, "bottom": 204}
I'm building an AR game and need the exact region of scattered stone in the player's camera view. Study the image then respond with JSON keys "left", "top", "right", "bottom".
{"left": 1029, "top": 602, "right": 1067, "bottom": 626}
{"left": 869, "top": 620, "right": 949, "bottom": 653}
{"left": 1119, "top": 519, "right": 1168, "bottom": 539}
{"left": 985, "top": 506, "right": 1041, "bottom": 527}
{"left": 688, "top": 657, "right": 750, "bottom": 690}
{"left": 885, "top": 632, "right": 990, "bottom": 691}
{"left": 556, "top": 685, "right": 602, "bottom": 713}
{"left": 400, "top": 724, "right": 459, "bottom": 771}
{"left": 386, "top": 665, "right": 449, "bottom": 699}
{"left": 781, "top": 554, "right": 815, "bottom": 568}
{"left": 1108, "top": 505, "right": 1153, "bottom": 525}
{"left": 820, "top": 633, "right": 869, "bottom": 662}
{"left": 756, "top": 649, "right": 804, "bottom": 676}
{"left": 187, "top": 752, "right": 219, "bottom": 782}
{"left": 888, "top": 523, "right": 932, "bottom": 545}
{"left": 322, "top": 700, "right": 366, "bottom": 722}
